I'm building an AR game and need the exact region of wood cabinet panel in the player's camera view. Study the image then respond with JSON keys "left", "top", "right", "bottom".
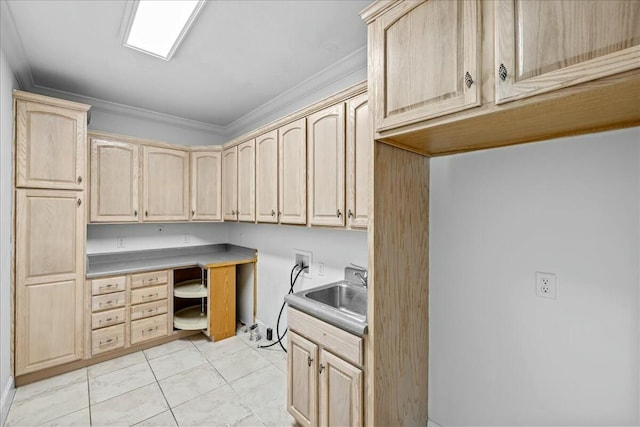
{"left": 90, "top": 138, "right": 139, "bottom": 222}
{"left": 91, "top": 292, "right": 126, "bottom": 312}
{"left": 346, "top": 94, "right": 370, "bottom": 229}
{"left": 278, "top": 118, "right": 307, "bottom": 225}
{"left": 130, "top": 285, "right": 168, "bottom": 305}
{"left": 142, "top": 146, "right": 189, "bottom": 221}
{"left": 496, "top": 0, "right": 640, "bottom": 103}
{"left": 91, "top": 324, "right": 125, "bottom": 355}
{"left": 222, "top": 146, "right": 238, "bottom": 221}
{"left": 307, "top": 104, "right": 346, "bottom": 227}
{"left": 370, "top": 0, "right": 480, "bottom": 131}
{"left": 191, "top": 151, "right": 222, "bottom": 221}
{"left": 91, "top": 307, "right": 126, "bottom": 330}
{"left": 256, "top": 130, "right": 278, "bottom": 223}
{"left": 208, "top": 266, "right": 236, "bottom": 341}
{"left": 131, "top": 270, "right": 168, "bottom": 289}
{"left": 288, "top": 331, "right": 318, "bottom": 427}
{"left": 91, "top": 276, "right": 126, "bottom": 296}
{"left": 130, "top": 299, "right": 168, "bottom": 321}
{"left": 237, "top": 140, "right": 256, "bottom": 222}
{"left": 15, "top": 99, "right": 87, "bottom": 190}
{"left": 319, "top": 350, "right": 363, "bottom": 427}
{"left": 15, "top": 279, "right": 84, "bottom": 374}
{"left": 130, "top": 314, "right": 169, "bottom": 345}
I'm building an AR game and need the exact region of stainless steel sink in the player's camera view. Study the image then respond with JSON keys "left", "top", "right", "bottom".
{"left": 285, "top": 278, "right": 368, "bottom": 336}
{"left": 303, "top": 281, "right": 366, "bottom": 322}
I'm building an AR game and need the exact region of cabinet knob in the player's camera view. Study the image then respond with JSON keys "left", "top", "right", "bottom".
{"left": 271, "top": 210, "right": 276, "bottom": 217}
{"left": 498, "top": 63, "right": 507, "bottom": 82}
{"left": 307, "top": 355, "right": 313, "bottom": 367}
{"left": 337, "top": 209, "right": 342, "bottom": 218}
{"left": 319, "top": 364, "right": 325, "bottom": 374}
{"left": 192, "top": 210, "right": 195, "bottom": 216}
{"left": 348, "top": 209, "right": 353, "bottom": 218}
{"left": 145, "top": 211, "right": 148, "bottom": 217}
{"left": 134, "top": 210, "right": 137, "bottom": 217}
{"left": 77, "top": 198, "right": 82, "bottom": 207}
{"left": 464, "top": 71, "right": 474, "bottom": 88}
{"left": 77, "top": 176, "right": 82, "bottom": 184}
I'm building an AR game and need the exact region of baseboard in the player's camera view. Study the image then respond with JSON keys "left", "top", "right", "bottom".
{"left": 427, "top": 418, "right": 443, "bottom": 427}
{"left": 1, "top": 375, "right": 15, "bottom": 426}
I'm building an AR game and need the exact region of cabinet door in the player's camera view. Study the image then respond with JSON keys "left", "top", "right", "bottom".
{"left": 255, "top": 130, "right": 278, "bottom": 223}
{"left": 222, "top": 146, "right": 238, "bottom": 221}
{"left": 90, "top": 138, "right": 139, "bottom": 222}
{"left": 142, "top": 146, "right": 189, "bottom": 221}
{"left": 191, "top": 151, "right": 222, "bottom": 221}
{"left": 237, "top": 140, "right": 256, "bottom": 222}
{"left": 288, "top": 331, "right": 318, "bottom": 427}
{"left": 370, "top": 0, "right": 480, "bottom": 132}
{"left": 15, "top": 189, "right": 85, "bottom": 374}
{"left": 208, "top": 266, "right": 236, "bottom": 341}
{"left": 278, "top": 118, "right": 307, "bottom": 225}
{"left": 15, "top": 100, "right": 87, "bottom": 190}
{"left": 318, "top": 350, "right": 363, "bottom": 427}
{"left": 308, "top": 104, "right": 346, "bottom": 227}
{"left": 346, "top": 94, "right": 370, "bottom": 229}
{"left": 495, "top": 0, "right": 640, "bottom": 104}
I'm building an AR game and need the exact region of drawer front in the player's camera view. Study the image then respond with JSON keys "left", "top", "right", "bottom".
{"left": 91, "top": 276, "right": 126, "bottom": 295}
{"left": 131, "top": 270, "right": 168, "bottom": 289}
{"left": 130, "top": 284, "right": 167, "bottom": 305}
{"left": 288, "top": 307, "right": 364, "bottom": 367}
{"left": 131, "top": 314, "right": 168, "bottom": 345}
{"left": 131, "top": 299, "right": 168, "bottom": 321}
{"left": 92, "top": 291, "right": 126, "bottom": 312}
{"left": 92, "top": 324, "right": 125, "bottom": 355}
{"left": 91, "top": 307, "right": 125, "bottom": 330}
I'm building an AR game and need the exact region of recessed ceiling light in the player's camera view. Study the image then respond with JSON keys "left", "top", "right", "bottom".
{"left": 123, "top": 0, "right": 205, "bottom": 60}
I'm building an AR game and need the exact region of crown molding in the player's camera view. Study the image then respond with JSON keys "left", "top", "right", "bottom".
{"left": 0, "top": 1, "right": 34, "bottom": 89}
{"left": 30, "top": 84, "right": 227, "bottom": 135}
{"left": 224, "top": 45, "right": 367, "bottom": 138}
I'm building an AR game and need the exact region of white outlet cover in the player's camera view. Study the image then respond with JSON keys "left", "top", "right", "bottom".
{"left": 535, "top": 271, "right": 557, "bottom": 299}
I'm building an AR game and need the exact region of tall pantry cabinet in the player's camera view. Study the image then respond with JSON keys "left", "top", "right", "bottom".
{"left": 13, "top": 91, "right": 90, "bottom": 375}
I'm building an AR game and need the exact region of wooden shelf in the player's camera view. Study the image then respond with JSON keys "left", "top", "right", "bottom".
{"left": 174, "top": 279, "right": 207, "bottom": 298}
{"left": 173, "top": 306, "right": 207, "bottom": 330}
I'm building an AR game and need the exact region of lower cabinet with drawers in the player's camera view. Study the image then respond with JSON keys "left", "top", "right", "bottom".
{"left": 287, "top": 307, "right": 365, "bottom": 427}
{"left": 87, "top": 269, "right": 171, "bottom": 357}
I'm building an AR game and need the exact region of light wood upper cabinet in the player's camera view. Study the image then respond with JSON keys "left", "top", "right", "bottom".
{"left": 368, "top": 0, "right": 480, "bottom": 132}
{"left": 279, "top": 118, "right": 307, "bottom": 225}
{"left": 288, "top": 331, "right": 318, "bottom": 427}
{"left": 495, "top": 0, "right": 640, "bottom": 104}
{"left": 90, "top": 138, "right": 139, "bottom": 222}
{"left": 15, "top": 189, "right": 85, "bottom": 375}
{"left": 191, "top": 150, "right": 222, "bottom": 221}
{"left": 15, "top": 94, "right": 89, "bottom": 190}
{"left": 222, "top": 146, "right": 238, "bottom": 221}
{"left": 142, "top": 146, "right": 189, "bottom": 221}
{"left": 346, "top": 94, "right": 370, "bottom": 229}
{"left": 308, "top": 104, "right": 346, "bottom": 227}
{"left": 319, "top": 350, "right": 363, "bottom": 427}
{"left": 256, "top": 130, "right": 278, "bottom": 223}
{"left": 237, "top": 139, "right": 256, "bottom": 222}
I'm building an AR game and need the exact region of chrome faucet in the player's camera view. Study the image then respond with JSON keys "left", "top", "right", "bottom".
{"left": 349, "top": 263, "right": 368, "bottom": 288}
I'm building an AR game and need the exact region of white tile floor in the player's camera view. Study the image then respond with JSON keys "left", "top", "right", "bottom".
{"left": 5, "top": 329, "right": 295, "bottom": 427}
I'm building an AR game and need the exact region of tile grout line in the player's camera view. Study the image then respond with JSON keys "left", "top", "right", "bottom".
{"left": 86, "top": 369, "right": 93, "bottom": 427}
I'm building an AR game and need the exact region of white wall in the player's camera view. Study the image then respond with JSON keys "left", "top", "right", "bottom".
{"left": 0, "top": 47, "right": 20, "bottom": 425}
{"left": 228, "top": 223, "right": 367, "bottom": 332}
{"left": 87, "top": 222, "right": 231, "bottom": 254}
{"left": 428, "top": 127, "right": 640, "bottom": 426}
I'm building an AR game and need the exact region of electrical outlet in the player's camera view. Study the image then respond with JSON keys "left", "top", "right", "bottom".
{"left": 294, "top": 250, "right": 312, "bottom": 278}
{"left": 116, "top": 237, "right": 126, "bottom": 248}
{"left": 535, "top": 272, "right": 557, "bottom": 299}
{"left": 157, "top": 224, "right": 164, "bottom": 233}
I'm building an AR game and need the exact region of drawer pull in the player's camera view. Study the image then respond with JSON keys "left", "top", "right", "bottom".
{"left": 99, "top": 316, "right": 118, "bottom": 324}
{"left": 142, "top": 293, "right": 159, "bottom": 300}
{"left": 99, "top": 336, "right": 118, "bottom": 347}
{"left": 144, "top": 308, "right": 158, "bottom": 315}
{"left": 144, "top": 278, "right": 158, "bottom": 283}
{"left": 142, "top": 326, "right": 158, "bottom": 335}
{"left": 99, "top": 283, "right": 116, "bottom": 290}
{"left": 99, "top": 300, "right": 116, "bottom": 307}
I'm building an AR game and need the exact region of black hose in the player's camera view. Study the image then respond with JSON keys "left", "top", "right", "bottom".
{"left": 259, "top": 263, "right": 308, "bottom": 352}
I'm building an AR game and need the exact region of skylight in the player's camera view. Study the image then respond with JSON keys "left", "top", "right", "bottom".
{"left": 124, "top": 0, "right": 205, "bottom": 60}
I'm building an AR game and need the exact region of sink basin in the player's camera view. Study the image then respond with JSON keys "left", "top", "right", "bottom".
{"left": 304, "top": 282, "right": 366, "bottom": 321}
{"left": 285, "top": 280, "right": 367, "bottom": 336}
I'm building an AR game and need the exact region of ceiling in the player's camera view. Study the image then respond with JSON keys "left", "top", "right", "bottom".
{"left": 2, "top": 0, "right": 370, "bottom": 131}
